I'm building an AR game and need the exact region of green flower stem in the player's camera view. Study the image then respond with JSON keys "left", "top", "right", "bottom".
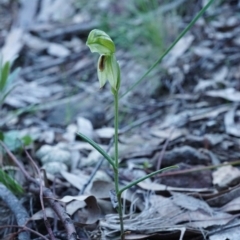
{"left": 113, "top": 91, "right": 124, "bottom": 239}
{"left": 114, "top": 92, "right": 119, "bottom": 169}
{"left": 77, "top": 132, "right": 115, "bottom": 169}
{"left": 118, "top": 165, "right": 178, "bottom": 196}
{"left": 121, "top": 0, "right": 215, "bottom": 98}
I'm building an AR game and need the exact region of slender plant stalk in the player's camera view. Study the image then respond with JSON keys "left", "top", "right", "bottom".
{"left": 113, "top": 91, "right": 124, "bottom": 239}
{"left": 114, "top": 92, "right": 119, "bottom": 170}
{"left": 84, "top": 3, "right": 216, "bottom": 234}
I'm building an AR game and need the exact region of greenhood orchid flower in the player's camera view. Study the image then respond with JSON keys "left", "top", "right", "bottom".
{"left": 86, "top": 29, "right": 115, "bottom": 55}
{"left": 86, "top": 29, "right": 120, "bottom": 91}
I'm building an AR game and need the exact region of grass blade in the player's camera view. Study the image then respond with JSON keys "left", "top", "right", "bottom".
{"left": 0, "top": 168, "right": 23, "bottom": 195}
{"left": 0, "top": 61, "right": 10, "bottom": 91}
{"left": 121, "top": 0, "right": 215, "bottom": 98}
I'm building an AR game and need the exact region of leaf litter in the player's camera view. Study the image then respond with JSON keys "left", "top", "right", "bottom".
{"left": 1, "top": 0, "right": 240, "bottom": 239}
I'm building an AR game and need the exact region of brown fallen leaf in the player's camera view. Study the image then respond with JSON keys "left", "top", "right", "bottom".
{"left": 32, "top": 195, "right": 101, "bottom": 225}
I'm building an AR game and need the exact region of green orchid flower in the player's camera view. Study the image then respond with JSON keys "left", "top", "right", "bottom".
{"left": 86, "top": 29, "right": 120, "bottom": 91}
{"left": 97, "top": 54, "right": 120, "bottom": 91}
{"left": 86, "top": 29, "right": 115, "bottom": 55}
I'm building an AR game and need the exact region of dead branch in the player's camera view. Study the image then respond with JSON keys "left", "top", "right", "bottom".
{"left": 0, "top": 183, "right": 30, "bottom": 240}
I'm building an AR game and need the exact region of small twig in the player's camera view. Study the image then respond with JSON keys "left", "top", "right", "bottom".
{"left": 155, "top": 127, "right": 174, "bottom": 172}
{"left": 28, "top": 185, "right": 78, "bottom": 240}
{"left": 0, "top": 141, "right": 78, "bottom": 240}
{"left": 0, "top": 183, "right": 30, "bottom": 240}
{"left": 25, "top": 150, "right": 55, "bottom": 240}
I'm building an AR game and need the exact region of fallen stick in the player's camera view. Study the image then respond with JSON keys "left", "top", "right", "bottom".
{"left": 0, "top": 183, "right": 30, "bottom": 240}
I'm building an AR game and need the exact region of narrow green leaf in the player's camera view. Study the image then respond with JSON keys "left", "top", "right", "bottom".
{"left": 119, "top": 165, "right": 178, "bottom": 195}
{"left": 0, "top": 169, "right": 23, "bottom": 194}
{"left": 0, "top": 131, "right": 4, "bottom": 141}
{"left": 0, "top": 61, "right": 10, "bottom": 91}
{"left": 0, "top": 84, "right": 17, "bottom": 105}
{"left": 6, "top": 67, "right": 20, "bottom": 86}
{"left": 77, "top": 132, "right": 115, "bottom": 169}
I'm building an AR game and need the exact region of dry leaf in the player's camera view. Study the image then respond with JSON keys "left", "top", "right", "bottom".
{"left": 60, "top": 170, "right": 89, "bottom": 190}
{"left": 185, "top": 210, "right": 233, "bottom": 228}
{"left": 209, "top": 225, "right": 240, "bottom": 240}
{"left": 80, "top": 149, "right": 103, "bottom": 167}
{"left": 1, "top": 28, "right": 23, "bottom": 62}
{"left": 42, "top": 162, "right": 68, "bottom": 174}
{"left": 95, "top": 127, "right": 115, "bottom": 139}
{"left": 77, "top": 117, "right": 94, "bottom": 139}
{"left": 23, "top": 33, "right": 48, "bottom": 51}
{"left": 212, "top": 165, "right": 240, "bottom": 188}
{"left": 90, "top": 180, "right": 114, "bottom": 199}
{"left": 224, "top": 108, "right": 240, "bottom": 137}
{"left": 206, "top": 88, "right": 240, "bottom": 102}
{"left": 32, "top": 195, "right": 100, "bottom": 225}
{"left": 150, "top": 127, "right": 187, "bottom": 141}
{"left": 137, "top": 181, "right": 212, "bottom": 193}
{"left": 220, "top": 196, "right": 240, "bottom": 213}
{"left": 37, "top": 145, "right": 71, "bottom": 166}
{"left": 164, "top": 35, "right": 194, "bottom": 66}
{"left": 37, "top": 0, "right": 75, "bottom": 22}
{"left": 47, "top": 43, "right": 71, "bottom": 57}
{"left": 171, "top": 192, "right": 213, "bottom": 215}
{"left": 209, "top": 219, "right": 240, "bottom": 240}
